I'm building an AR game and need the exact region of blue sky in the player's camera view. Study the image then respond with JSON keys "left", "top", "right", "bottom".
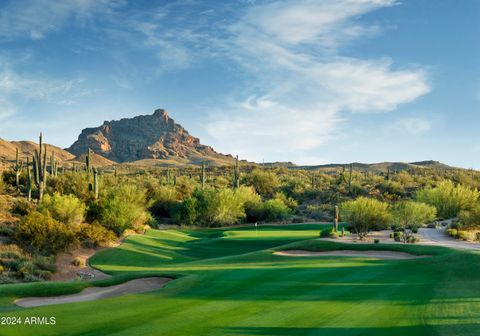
{"left": 0, "top": 0, "right": 479, "bottom": 168}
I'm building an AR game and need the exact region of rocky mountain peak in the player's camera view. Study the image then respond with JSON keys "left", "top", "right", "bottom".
{"left": 66, "top": 109, "right": 229, "bottom": 163}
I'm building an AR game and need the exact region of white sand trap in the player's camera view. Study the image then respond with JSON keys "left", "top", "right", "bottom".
{"left": 15, "top": 277, "right": 171, "bottom": 308}
{"left": 275, "top": 250, "right": 426, "bottom": 260}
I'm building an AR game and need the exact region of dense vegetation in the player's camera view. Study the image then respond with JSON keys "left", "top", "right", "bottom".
{"left": 1, "top": 139, "right": 480, "bottom": 283}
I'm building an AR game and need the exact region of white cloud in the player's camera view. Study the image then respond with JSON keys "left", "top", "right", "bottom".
{"left": 133, "top": 22, "right": 193, "bottom": 72}
{"left": 0, "top": 0, "right": 124, "bottom": 40}
{"left": 0, "top": 57, "right": 88, "bottom": 123}
{"left": 206, "top": 96, "right": 341, "bottom": 162}
{"left": 126, "top": 3, "right": 215, "bottom": 73}
{"left": 391, "top": 117, "right": 432, "bottom": 135}
{"left": 206, "top": 0, "right": 431, "bottom": 163}
{"left": 239, "top": 0, "right": 396, "bottom": 47}
{"left": 0, "top": 63, "right": 85, "bottom": 102}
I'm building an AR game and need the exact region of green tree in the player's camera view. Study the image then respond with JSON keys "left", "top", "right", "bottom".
{"left": 416, "top": 180, "right": 479, "bottom": 218}
{"left": 246, "top": 169, "right": 280, "bottom": 196}
{"left": 98, "top": 184, "right": 149, "bottom": 235}
{"left": 391, "top": 201, "right": 437, "bottom": 243}
{"left": 340, "top": 197, "right": 390, "bottom": 239}
{"left": 263, "top": 199, "right": 291, "bottom": 222}
{"left": 458, "top": 204, "right": 480, "bottom": 229}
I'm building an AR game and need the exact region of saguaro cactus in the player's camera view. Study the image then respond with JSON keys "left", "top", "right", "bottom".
{"left": 86, "top": 148, "right": 93, "bottom": 175}
{"left": 93, "top": 167, "right": 99, "bottom": 200}
{"left": 33, "top": 132, "right": 47, "bottom": 201}
{"left": 200, "top": 161, "right": 206, "bottom": 189}
{"left": 50, "top": 151, "right": 58, "bottom": 176}
{"left": 334, "top": 205, "right": 339, "bottom": 232}
{"left": 13, "top": 148, "right": 23, "bottom": 190}
{"left": 26, "top": 157, "right": 32, "bottom": 201}
{"left": 348, "top": 163, "right": 353, "bottom": 195}
{"left": 233, "top": 155, "right": 240, "bottom": 189}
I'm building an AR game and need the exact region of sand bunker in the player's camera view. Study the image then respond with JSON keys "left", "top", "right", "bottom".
{"left": 275, "top": 250, "right": 426, "bottom": 260}
{"left": 15, "top": 277, "right": 172, "bottom": 308}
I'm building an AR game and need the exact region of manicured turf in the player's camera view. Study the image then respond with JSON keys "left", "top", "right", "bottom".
{"left": 1, "top": 224, "right": 480, "bottom": 335}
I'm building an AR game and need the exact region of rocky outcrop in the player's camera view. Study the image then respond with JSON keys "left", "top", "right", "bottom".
{"left": 67, "top": 109, "right": 231, "bottom": 163}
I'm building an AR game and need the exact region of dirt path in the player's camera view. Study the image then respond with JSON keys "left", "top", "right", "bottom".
{"left": 321, "top": 226, "right": 480, "bottom": 251}
{"left": 417, "top": 228, "right": 480, "bottom": 250}
{"left": 275, "top": 250, "right": 426, "bottom": 259}
{"left": 15, "top": 277, "right": 172, "bottom": 308}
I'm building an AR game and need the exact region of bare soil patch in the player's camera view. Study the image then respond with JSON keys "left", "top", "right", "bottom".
{"left": 16, "top": 277, "right": 172, "bottom": 308}
{"left": 52, "top": 247, "right": 112, "bottom": 281}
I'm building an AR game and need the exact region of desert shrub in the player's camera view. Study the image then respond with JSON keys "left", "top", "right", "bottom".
{"left": 244, "top": 200, "right": 265, "bottom": 223}
{"left": 305, "top": 204, "right": 334, "bottom": 221}
{"left": 174, "top": 186, "right": 261, "bottom": 226}
{"left": 211, "top": 176, "right": 230, "bottom": 189}
{"left": 172, "top": 197, "right": 198, "bottom": 225}
{"left": 457, "top": 230, "right": 474, "bottom": 241}
{"left": 446, "top": 228, "right": 458, "bottom": 238}
{"left": 291, "top": 216, "right": 305, "bottom": 223}
{"left": 97, "top": 184, "right": 150, "bottom": 235}
{"left": 149, "top": 186, "right": 180, "bottom": 218}
{"left": 273, "top": 192, "right": 298, "bottom": 210}
{"left": 378, "top": 181, "right": 405, "bottom": 198}
{"left": 416, "top": 180, "right": 479, "bottom": 218}
{"left": 15, "top": 211, "right": 76, "bottom": 254}
{"left": 211, "top": 188, "right": 249, "bottom": 225}
{"left": 1, "top": 169, "right": 19, "bottom": 187}
{"left": 246, "top": 169, "right": 280, "bottom": 196}
{"left": 320, "top": 228, "right": 338, "bottom": 238}
{"left": 47, "top": 173, "right": 91, "bottom": 201}
{"left": 174, "top": 176, "right": 197, "bottom": 198}
{"left": 38, "top": 193, "right": 86, "bottom": 225}
{"left": 11, "top": 198, "right": 34, "bottom": 216}
{"left": 263, "top": 198, "right": 291, "bottom": 222}
{"left": 32, "top": 255, "right": 56, "bottom": 272}
{"left": 406, "top": 235, "right": 420, "bottom": 244}
{"left": 77, "top": 223, "right": 116, "bottom": 248}
{"left": 393, "top": 231, "right": 403, "bottom": 242}
{"left": 71, "top": 257, "right": 83, "bottom": 267}
{"left": 340, "top": 197, "right": 390, "bottom": 239}
{"left": 390, "top": 201, "right": 436, "bottom": 242}
{"left": 17, "top": 258, "right": 55, "bottom": 282}
{"left": 458, "top": 205, "right": 480, "bottom": 229}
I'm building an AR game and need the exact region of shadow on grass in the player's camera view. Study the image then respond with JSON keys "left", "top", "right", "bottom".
{"left": 222, "top": 324, "right": 480, "bottom": 336}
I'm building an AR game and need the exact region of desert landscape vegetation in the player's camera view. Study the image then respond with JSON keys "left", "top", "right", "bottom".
{"left": 0, "top": 109, "right": 480, "bottom": 335}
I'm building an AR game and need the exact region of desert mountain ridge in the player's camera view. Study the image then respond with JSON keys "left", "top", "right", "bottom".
{"left": 0, "top": 108, "right": 464, "bottom": 170}
{"left": 66, "top": 109, "right": 235, "bottom": 166}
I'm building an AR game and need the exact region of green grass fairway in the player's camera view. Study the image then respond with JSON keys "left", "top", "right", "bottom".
{"left": 1, "top": 224, "right": 480, "bottom": 335}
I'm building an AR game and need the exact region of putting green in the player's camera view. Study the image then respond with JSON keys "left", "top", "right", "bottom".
{"left": 1, "top": 224, "right": 480, "bottom": 336}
